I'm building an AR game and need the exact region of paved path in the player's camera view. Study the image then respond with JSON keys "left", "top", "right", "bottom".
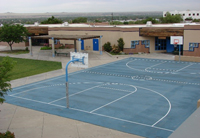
{"left": 0, "top": 46, "right": 174, "bottom": 138}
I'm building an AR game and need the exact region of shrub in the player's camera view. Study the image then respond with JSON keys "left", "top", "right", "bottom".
{"left": 40, "top": 46, "right": 52, "bottom": 50}
{"left": 0, "top": 131, "right": 15, "bottom": 138}
{"left": 117, "top": 38, "right": 125, "bottom": 51}
{"left": 25, "top": 47, "right": 29, "bottom": 51}
{"left": 111, "top": 44, "right": 120, "bottom": 53}
{"left": 103, "top": 42, "right": 112, "bottom": 52}
{"left": 58, "top": 44, "right": 65, "bottom": 49}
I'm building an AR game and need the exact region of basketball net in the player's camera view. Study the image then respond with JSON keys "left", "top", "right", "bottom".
{"left": 174, "top": 42, "right": 178, "bottom": 48}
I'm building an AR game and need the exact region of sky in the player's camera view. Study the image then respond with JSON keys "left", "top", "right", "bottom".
{"left": 0, "top": 0, "right": 199, "bottom": 13}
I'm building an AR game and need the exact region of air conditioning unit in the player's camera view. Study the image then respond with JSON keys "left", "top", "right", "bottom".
{"left": 146, "top": 21, "right": 152, "bottom": 27}
{"left": 34, "top": 22, "right": 39, "bottom": 26}
{"left": 62, "top": 22, "right": 69, "bottom": 26}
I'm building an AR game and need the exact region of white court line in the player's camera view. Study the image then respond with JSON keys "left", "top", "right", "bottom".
{"left": 98, "top": 86, "right": 133, "bottom": 93}
{"left": 8, "top": 94, "right": 174, "bottom": 132}
{"left": 91, "top": 112, "right": 174, "bottom": 132}
{"left": 10, "top": 86, "right": 48, "bottom": 96}
{"left": 90, "top": 86, "right": 137, "bottom": 113}
{"left": 145, "top": 61, "right": 166, "bottom": 72}
{"left": 48, "top": 85, "right": 101, "bottom": 104}
{"left": 68, "top": 107, "right": 173, "bottom": 132}
{"left": 48, "top": 82, "right": 171, "bottom": 126}
{"left": 135, "top": 86, "right": 172, "bottom": 127}
{"left": 13, "top": 75, "right": 65, "bottom": 90}
{"left": 126, "top": 60, "right": 145, "bottom": 72}
{"left": 12, "top": 58, "right": 128, "bottom": 91}
{"left": 175, "top": 64, "right": 194, "bottom": 72}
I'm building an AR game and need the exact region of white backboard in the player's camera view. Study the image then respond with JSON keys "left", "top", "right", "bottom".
{"left": 170, "top": 36, "right": 183, "bottom": 45}
{"left": 70, "top": 52, "right": 88, "bottom": 68}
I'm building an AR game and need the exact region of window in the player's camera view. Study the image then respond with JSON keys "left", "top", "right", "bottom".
{"left": 189, "top": 14, "right": 191, "bottom": 16}
{"left": 141, "top": 40, "right": 150, "bottom": 48}
{"left": 193, "top": 13, "right": 195, "bottom": 16}
{"left": 131, "top": 41, "right": 139, "bottom": 49}
{"left": 155, "top": 37, "right": 166, "bottom": 50}
{"left": 164, "top": 14, "right": 166, "bottom": 16}
{"left": 183, "top": 14, "right": 185, "bottom": 16}
{"left": 172, "top": 14, "right": 174, "bottom": 16}
{"left": 197, "top": 13, "right": 199, "bottom": 16}
{"left": 189, "top": 43, "right": 199, "bottom": 51}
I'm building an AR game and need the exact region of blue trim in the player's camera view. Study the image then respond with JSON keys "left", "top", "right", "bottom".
{"left": 93, "top": 39, "right": 99, "bottom": 51}
{"left": 29, "top": 37, "right": 31, "bottom": 39}
{"left": 131, "top": 40, "right": 139, "bottom": 49}
{"left": 141, "top": 40, "right": 150, "bottom": 48}
{"left": 81, "top": 40, "right": 84, "bottom": 50}
{"left": 189, "top": 43, "right": 199, "bottom": 51}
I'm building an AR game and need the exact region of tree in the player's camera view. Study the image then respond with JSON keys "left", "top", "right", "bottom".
{"left": 95, "top": 19, "right": 102, "bottom": 23}
{"left": 103, "top": 42, "right": 112, "bottom": 52}
{"left": 110, "top": 21, "right": 123, "bottom": 25}
{"left": 160, "top": 12, "right": 183, "bottom": 23}
{"left": 117, "top": 38, "right": 125, "bottom": 51}
{"left": 72, "top": 17, "right": 87, "bottom": 23}
{"left": 41, "top": 16, "right": 63, "bottom": 24}
{"left": 0, "top": 24, "right": 29, "bottom": 51}
{"left": 0, "top": 57, "right": 16, "bottom": 103}
{"left": 193, "top": 19, "right": 200, "bottom": 22}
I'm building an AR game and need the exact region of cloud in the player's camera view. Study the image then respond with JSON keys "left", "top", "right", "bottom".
{"left": 0, "top": 0, "right": 199, "bottom": 13}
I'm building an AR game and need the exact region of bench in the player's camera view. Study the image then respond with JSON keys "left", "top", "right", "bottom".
{"left": 55, "top": 51, "right": 68, "bottom": 56}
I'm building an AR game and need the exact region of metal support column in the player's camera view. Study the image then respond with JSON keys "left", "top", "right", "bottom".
{"left": 28, "top": 37, "right": 33, "bottom": 56}
{"left": 99, "top": 36, "right": 103, "bottom": 55}
{"left": 78, "top": 38, "right": 81, "bottom": 52}
{"left": 52, "top": 37, "right": 55, "bottom": 57}
{"left": 74, "top": 40, "right": 77, "bottom": 52}
{"left": 65, "top": 58, "right": 84, "bottom": 108}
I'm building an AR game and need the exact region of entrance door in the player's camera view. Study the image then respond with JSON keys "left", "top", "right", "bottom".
{"left": 81, "top": 40, "right": 84, "bottom": 50}
{"left": 93, "top": 39, "right": 99, "bottom": 51}
{"left": 166, "top": 37, "right": 174, "bottom": 53}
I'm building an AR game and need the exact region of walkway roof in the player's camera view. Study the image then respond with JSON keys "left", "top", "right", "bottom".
{"left": 31, "top": 35, "right": 101, "bottom": 40}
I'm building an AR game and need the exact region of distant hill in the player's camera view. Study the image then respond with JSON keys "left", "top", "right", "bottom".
{"left": 0, "top": 12, "right": 162, "bottom": 19}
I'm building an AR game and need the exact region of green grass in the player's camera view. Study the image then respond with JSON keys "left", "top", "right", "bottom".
{"left": 0, "top": 50, "right": 29, "bottom": 55}
{"left": 0, "top": 56, "right": 62, "bottom": 80}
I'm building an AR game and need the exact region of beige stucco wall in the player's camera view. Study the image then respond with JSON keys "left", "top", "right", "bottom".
{"left": 0, "top": 42, "right": 26, "bottom": 47}
{"left": 121, "top": 32, "right": 159, "bottom": 53}
{"left": 48, "top": 29, "right": 166, "bottom": 53}
{"left": 49, "top": 30, "right": 121, "bottom": 51}
{"left": 184, "top": 30, "right": 200, "bottom": 50}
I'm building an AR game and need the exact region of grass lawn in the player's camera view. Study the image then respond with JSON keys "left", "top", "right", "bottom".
{"left": 0, "top": 56, "right": 62, "bottom": 80}
{"left": 0, "top": 50, "right": 29, "bottom": 54}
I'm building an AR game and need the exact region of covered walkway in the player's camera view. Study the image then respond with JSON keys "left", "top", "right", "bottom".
{"left": 30, "top": 35, "right": 103, "bottom": 57}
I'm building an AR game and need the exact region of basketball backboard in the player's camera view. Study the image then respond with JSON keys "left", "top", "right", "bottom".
{"left": 170, "top": 36, "right": 183, "bottom": 45}
{"left": 70, "top": 52, "right": 88, "bottom": 68}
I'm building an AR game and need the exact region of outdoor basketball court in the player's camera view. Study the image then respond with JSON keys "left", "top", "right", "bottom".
{"left": 5, "top": 57, "right": 200, "bottom": 138}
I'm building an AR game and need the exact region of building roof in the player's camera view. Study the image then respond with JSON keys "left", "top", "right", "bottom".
{"left": 31, "top": 35, "right": 101, "bottom": 40}
{"left": 24, "top": 22, "right": 199, "bottom": 29}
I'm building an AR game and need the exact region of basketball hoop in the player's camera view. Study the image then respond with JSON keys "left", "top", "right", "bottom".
{"left": 174, "top": 42, "right": 178, "bottom": 48}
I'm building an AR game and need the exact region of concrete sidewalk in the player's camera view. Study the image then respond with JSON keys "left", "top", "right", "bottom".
{"left": 0, "top": 46, "right": 174, "bottom": 138}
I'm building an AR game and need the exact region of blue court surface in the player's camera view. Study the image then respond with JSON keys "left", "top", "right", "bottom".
{"left": 5, "top": 57, "right": 200, "bottom": 138}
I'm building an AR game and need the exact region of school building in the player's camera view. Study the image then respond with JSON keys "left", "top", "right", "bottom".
{"left": 0, "top": 22, "right": 200, "bottom": 58}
